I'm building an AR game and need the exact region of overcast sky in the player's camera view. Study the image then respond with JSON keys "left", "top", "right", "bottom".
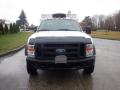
{"left": 0, "top": 0, "right": 120, "bottom": 25}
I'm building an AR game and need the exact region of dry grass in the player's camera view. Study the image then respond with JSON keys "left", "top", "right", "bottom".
{"left": 91, "top": 31, "right": 120, "bottom": 40}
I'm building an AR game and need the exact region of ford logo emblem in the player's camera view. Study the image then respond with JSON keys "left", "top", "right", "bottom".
{"left": 56, "top": 49, "right": 66, "bottom": 55}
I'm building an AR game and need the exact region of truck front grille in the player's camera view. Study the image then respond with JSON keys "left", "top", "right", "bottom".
{"left": 35, "top": 43, "right": 85, "bottom": 60}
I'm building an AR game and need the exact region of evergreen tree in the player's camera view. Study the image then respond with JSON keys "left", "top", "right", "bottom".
{"left": 10, "top": 23, "right": 13, "bottom": 33}
{"left": 16, "top": 24, "right": 20, "bottom": 32}
{"left": 0, "top": 23, "right": 2, "bottom": 35}
{"left": 0, "top": 23, "right": 4, "bottom": 35}
{"left": 16, "top": 10, "right": 28, "bottom": 29}
{"left": 13, "top": 23, "right": 16, "bottom": 33}
{"left": 4, "top": 24, "right": 9, "bottom": 34}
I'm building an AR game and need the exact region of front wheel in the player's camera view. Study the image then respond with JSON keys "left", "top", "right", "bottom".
{"left": 26, "top": 61, "right": 37, "bottom": 75}
{"left": 83, "top": 66, "right": 94, "bottom": 75}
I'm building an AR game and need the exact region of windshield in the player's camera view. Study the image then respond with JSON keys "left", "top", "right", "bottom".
{"left": 38, "top": 19, "right": 82, "bottom": 31}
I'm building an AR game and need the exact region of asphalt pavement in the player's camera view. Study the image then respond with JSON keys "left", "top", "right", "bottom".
{"left": 0, "top": 38, "right": 120, "bottom": 90}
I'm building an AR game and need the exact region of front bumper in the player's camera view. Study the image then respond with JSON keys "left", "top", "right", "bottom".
{"left": 26, "top": 56, "right": 95, "bottom": 69}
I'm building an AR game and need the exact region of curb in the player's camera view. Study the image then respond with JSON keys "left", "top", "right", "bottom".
{"left": 0, "top": 45, "right": 25, "bottom": 58}
{"left": 93, "top": 37, "right": 120, "bottom": 41}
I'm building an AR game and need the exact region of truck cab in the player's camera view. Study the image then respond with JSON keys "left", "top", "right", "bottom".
{"left": 25, "top": 13, "right": 96, "bottom": 75}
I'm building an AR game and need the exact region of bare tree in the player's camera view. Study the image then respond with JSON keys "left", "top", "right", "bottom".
{"left": 91, "top": 15, "right": 106, "bottom": 30}
{"left": 91, "top": 15, "right": 99, "bottom": 29}
{"left": 98, "top": 15, "right": 106, "bottom": 29}
{"left": 104, "top": 16, "right": 114, "bottom": 31}
{"left": 85, "top": 10, "right": 120, "bottom": 31}
{"left": 114, "top": 11, "right": 120, "bottom": 31}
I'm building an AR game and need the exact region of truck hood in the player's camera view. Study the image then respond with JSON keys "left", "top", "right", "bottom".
{"left": 30, "top": 31, "right": 91, "bottom": 38}
{"left": 28, "top": 31, "right": 93, "bottom": 44}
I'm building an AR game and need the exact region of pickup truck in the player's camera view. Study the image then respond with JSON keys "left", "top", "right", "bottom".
{"left": 25, "top": 13, "right": 96, "bottom": 75}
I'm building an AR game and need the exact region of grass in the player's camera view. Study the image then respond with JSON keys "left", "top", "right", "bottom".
{"left": 0, "top": 32, "right": 32, "bottom": 54}
{"left": 91, "top": 31, "right": 120, "bottom": 40}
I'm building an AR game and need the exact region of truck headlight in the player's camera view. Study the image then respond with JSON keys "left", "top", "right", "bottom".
{"left": 86, "top": 44, "right": 93, "bottom": 57}
{"left": 27, "top": 45, "right": 35, "bottom": 57}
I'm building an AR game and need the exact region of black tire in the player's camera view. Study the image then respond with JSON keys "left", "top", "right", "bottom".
{"left": 26, "top": 61, "right": 37, "bottom": 75}
{"left": 83, "top": 65, "right": 94, "bottom": 75}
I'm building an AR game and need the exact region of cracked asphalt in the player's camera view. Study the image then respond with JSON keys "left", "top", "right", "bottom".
{"left": 0, "top": 38, "right": 120, "bottom": 90}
